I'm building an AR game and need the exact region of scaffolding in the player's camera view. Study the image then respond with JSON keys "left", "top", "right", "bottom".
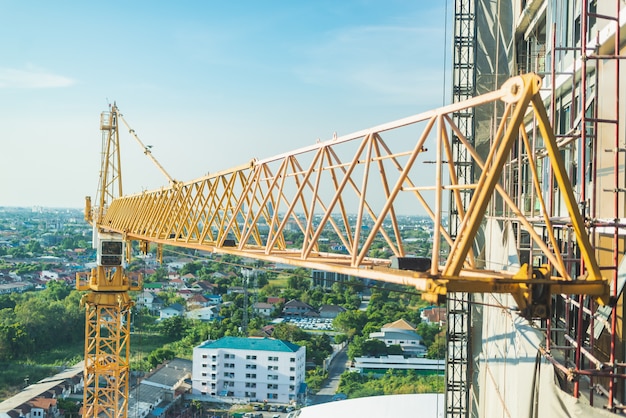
{"left": 448, "top": 0, "right": 476, "bottom": 417}
{"left": 517, "top": 0, "right": 625, "bottom": 413}
{"left": 448, "top": 0, "right": 625, "bottom": 416}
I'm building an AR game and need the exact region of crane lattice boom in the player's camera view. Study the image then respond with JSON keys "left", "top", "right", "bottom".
{"left": 79, "top": 73, "right": 609, "bottom": 418}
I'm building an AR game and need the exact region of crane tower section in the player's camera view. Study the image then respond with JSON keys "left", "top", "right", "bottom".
{"left": 78, "top": 103, "right": 142, "bottom": 418}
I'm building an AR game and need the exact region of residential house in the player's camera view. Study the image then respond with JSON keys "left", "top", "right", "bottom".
{"left": 205, "top": 294, "right": 222, "bottom": 305}
{"left": 29, "top": 398, "right": 58, "bottom": 418}
{"left": 253, "top": 302, "right": 274, "bottom": 317}
{"left": 192, "top": 336, "right": 306, "bottom": 404}
{"left": 227, "top": 286, "right": 245, "bottom": 295}
{"left": 160, "top": 303, "right": 185, "bottom": 320}
{"left": 181, "top": 273, "right": 197, "bottom": 283}
{"left": 369, "top": 318, "right": 427, "bottom": 357}
{"left": 169, "top": 277, "right": 186, "bottom": 290}
{"left": 167, "top": 258, "right": 195, "bottom": 271}
{"left": 177, "top": 288, "right": 194, "bottom": 301}
{"left": 186, "top": 306, "right": 220, "bottom": 322}
{"left": 282, "top": 299, "right": 315, "bottom": 317}
{"left": 267, "top": 297, "right": 285, "bottom": 305}
{"left": 318, "top": 305, "right": 346, "bottom": 319}
{"left": 135, "top": 290, "right": 165, "bottom": 314}
{"left": 143, "top": 282, "right": 165, "bottom": 292}
{"left": 420, "top": 306, "right": 446, "bottom": 327}
{"left": 187, "top": 294, "right": 210, "bottom": 309}
{"left": 190, "top": 281, "right": 215, "bottom": 294}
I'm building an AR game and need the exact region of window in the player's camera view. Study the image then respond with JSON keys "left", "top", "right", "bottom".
{"left": 268, "top": 365, "right": 278, "bottom": 371}
{"left": 245, "top": 391, "right": 257, "bottom": 398}
{"left": 202, "top": 354, "right": 208, "bottom": 359}
{"left": 267, "top": 393, "right": 278, "bottom": 399}
{"left": 290, "top": 367, "right": 295, "bottom": 372}
{"left": 268, "top": 374, "right": 278, "bottom": 380}
{"left": 201, "top": 382, "right": 207, "bottom": 386}
{"left": 246, "top": 364, "right": 257, "bottom": 369}
{"left": 224, "top": 353, "right": 235, "bottom": 359}
{"left": 223, "top": 372, "right": 235, "bottom": 378}
{"left": 246, "top": 373, "right": 257, "bottom": 379}
{"left": 202, "top": 363, "right": 207, "bottom": 368}
{"left": 267, "top": 384, "right": 278, "bottom": 390}
{"left": 225, "top": 363, "right": 235, "bottom": 368}
{"left": 246, "top": 355, "right": 257, "bottom": 360}
{"left": 268, "top": 356, "right": 278, "bottom": 361}
{"left": 245, "top": 382, "right": 257, "bottom": 388}
{"left": 202, "top": 372, "right": 207, "bottom": 377}
{"left": 289, "top": 385, "right": 295, "bottom": 391}
{"left": 290, "top": 357, "right": 295, "bottom": 362}
{"left": 289, "top": 376, "right": 295, "bottom": 381}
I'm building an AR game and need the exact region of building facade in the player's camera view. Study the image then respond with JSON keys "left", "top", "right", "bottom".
{"left": 192, "top": 337, "right": 306, "bottom": 404}
{"left": 448, "top": 0, "right": 626, "bottom": 416}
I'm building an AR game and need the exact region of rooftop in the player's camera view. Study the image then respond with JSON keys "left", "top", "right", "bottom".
{"left": 382, "top": 318, "right": 415, "bottom": 330}
{"left": 198, "top": 336, "right": 302, "bottom": 353}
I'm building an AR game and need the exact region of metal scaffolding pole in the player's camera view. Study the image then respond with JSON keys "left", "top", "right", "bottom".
{"left": 447, "top": 0, "right": 476, "bottom": 416}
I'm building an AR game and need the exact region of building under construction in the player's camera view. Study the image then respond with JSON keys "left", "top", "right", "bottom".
{"left": 449, "top": 0, "right": 626, "bottom": 416}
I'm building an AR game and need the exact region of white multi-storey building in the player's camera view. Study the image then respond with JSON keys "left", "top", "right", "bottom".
{"left": 192, "top": 336, "right": 306, "bottom": 404}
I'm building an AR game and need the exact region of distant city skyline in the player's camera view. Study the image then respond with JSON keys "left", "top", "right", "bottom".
{"left": 0, "top": 2, "right": 450, "bottom": 208}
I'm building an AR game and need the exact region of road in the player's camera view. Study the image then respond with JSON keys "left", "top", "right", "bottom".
{"left": 309, "top": 345, "right": 349, "bottom": 405}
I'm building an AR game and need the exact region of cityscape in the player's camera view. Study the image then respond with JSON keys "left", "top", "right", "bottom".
{"left": 0, "top": 206, "right": 445, "bottom": 418}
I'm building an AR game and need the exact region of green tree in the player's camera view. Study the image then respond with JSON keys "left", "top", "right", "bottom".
{"left": 57, "top": 398, "right": 80, "bottom": 418}
{"left": 305, "top": 366, "right": 328, "bottom": 393}
{"left": 147, "top": 347, "right": 176, "bottom": 368}
{"left": 26, "top": 240, "right": 44, "bottom": 255}
{"left": 333, "top": 310, "right": 368, "bottom": 339}
{"left": 180, "top": 261, "right": 203, "bottom": 276}
{"left": 271, "top": 323, "right": 307, "bottom": 342}
{"left": 287, "top": 274, "right": 311, "bottom": 291}
{"left": 44, "top": 280, "right": 71, "bottom": 301}
{"left": 416, "top": 322, "right": 441, "bottom": 348}
{"left": 427, "top": 329, "right": 446, "bottom": 359}
{"left": 158, "top": 316, "right": 191, "bottom": 341}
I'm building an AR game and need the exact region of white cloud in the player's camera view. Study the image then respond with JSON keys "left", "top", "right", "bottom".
{"left": 0, "top": 67, "right": 75, "bottom": 88}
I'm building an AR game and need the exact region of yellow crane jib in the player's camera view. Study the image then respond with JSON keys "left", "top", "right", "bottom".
{"left": 81, "top": 72, "right": 609, "bottom": 417}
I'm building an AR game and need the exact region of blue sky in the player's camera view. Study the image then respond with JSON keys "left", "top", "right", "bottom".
{"left": 0, "top": 1, "right": 450, "bottom": 208}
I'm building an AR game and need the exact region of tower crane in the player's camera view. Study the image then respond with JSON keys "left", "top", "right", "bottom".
{"left": 78, "top": 74, "right": 609, "bottom": 418}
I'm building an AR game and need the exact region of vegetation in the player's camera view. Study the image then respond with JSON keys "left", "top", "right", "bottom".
{"left": 305, "top": 366, "right": 329, "bottom": 393}
{"left": 337, "top": 370, "right": 444, "bottom": 397}
{"left": 0, "top": 281, "right": 83, "bottom": 362}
